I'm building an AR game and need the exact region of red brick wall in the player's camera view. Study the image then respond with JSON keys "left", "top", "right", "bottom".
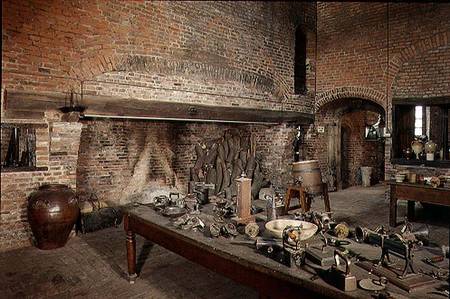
{"left": 77, "top": 119, "right": 300, "bottom": 204}
{"left": 1, "top": 119, "right": 82, "bottom": 251}
{"left": 314, "top": 2, "right": 450, "bottom": 183}
{"left": 1, "top": 1, "right": 316, "bottom": 251}
{"left": 340, "top": 111, "right": 384, "bottom": 186}
{"left": 2, "top": 1, "right": 316, "bottom": 112}
{"left": 304, "top": 102, "right": 384, "bottom": 189}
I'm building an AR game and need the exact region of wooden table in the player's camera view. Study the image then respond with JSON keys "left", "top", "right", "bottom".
{"left": 124, "top": 204, "right": 446, "bottom": 299}
{"left": 388, "top": 181, "right": 450, "bottom": 227}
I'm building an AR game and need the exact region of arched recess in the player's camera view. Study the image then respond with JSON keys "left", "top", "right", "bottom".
{"left": 315, "top": 97, "right": 386, "bottom": 190}
{"left": 315, "top": 86, "right": 387, "bottom": 113}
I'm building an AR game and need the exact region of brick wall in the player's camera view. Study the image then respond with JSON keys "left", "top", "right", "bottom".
{"left": 305, "top": 100, "right": 385, "bottom": 189}
{"left": 1, "top": 1, "right": 318, "bottom": 251}
{"left": 314, "top": 2, "right": 450, "bottom": 183}
{"left": 77, "top": 119, "right": 300, "bottom": 204}
{"left": 2, "top": 1, "right": 316, "bottom": 112}
{"left": 1, "top": 118, "right": 82, "bottom": 251}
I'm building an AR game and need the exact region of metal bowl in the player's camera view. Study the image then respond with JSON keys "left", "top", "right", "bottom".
{"left": 161, "top": 206, "right": 187, "bottom": 218}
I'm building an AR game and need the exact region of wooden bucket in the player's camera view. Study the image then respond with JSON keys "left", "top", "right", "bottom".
{"left": 292, "top": 160, "right": 323, "bottom": 194}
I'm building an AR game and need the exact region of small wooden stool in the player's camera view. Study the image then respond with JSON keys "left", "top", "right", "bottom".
{"left": 284, "top": 183, "right": 331, "bottom": 214}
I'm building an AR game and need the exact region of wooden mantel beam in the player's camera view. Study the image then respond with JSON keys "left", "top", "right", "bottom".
{"left": 4, "top": 90, "right": 314, "bottom": 124}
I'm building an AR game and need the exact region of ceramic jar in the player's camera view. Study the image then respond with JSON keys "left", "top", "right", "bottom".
{"left": 411, "top": 140, "right": 424, "bottom": 160}
{"left": 425, "top": 140, "right": 437, "bottom": 161}
{"left": 28, "top": 184, "right": 79, "bottom": 250}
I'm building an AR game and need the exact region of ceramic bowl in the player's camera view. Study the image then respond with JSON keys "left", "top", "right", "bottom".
{"left": 265, "top": 219, "right": 318, "bottom": 240}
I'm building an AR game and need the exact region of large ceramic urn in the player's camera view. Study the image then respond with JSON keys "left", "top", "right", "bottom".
{"left": 28, "top": 184, "right": 79, "bottom": 250}
{"left": 411, "top": 140, "right": 424, "bottom": 160}
{"left": 425, "top": 140, "right": 437, "bottom": 161}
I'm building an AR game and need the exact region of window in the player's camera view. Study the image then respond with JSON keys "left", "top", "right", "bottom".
{"left": 392, "top": 98, "right": 450, "bottom": 167}
{"left": 294, "top": 27, "right": 307, "bottom": 94}
{"left": 414, "top": 106, "right": 423, "bottom": 136}
{"left": 1, "top": 123, "right": 37, "bottom": 171}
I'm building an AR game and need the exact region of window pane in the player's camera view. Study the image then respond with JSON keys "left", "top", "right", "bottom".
{"left": 415, "top": 106, "right": 423, "bottom": 117}
{"left": 415, "top": 119, "right": 422, "bottom": 128}
{"left": 414, "top": 127, "right": 422, "bottom": 136}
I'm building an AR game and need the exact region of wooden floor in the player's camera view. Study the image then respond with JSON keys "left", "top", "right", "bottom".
{"left": 1, "top": 185, "right": 448, "bottom": 298}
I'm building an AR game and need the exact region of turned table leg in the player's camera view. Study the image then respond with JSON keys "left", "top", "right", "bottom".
{"left": 126, "top": 230, "right": 138, "bottom": 283}
{"left": 389, "top": 185, "right": 397, "bottom": 227}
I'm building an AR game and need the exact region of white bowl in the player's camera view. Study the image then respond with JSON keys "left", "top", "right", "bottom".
{"left": 265, "top": 219, "right": 318, "bottom": 240}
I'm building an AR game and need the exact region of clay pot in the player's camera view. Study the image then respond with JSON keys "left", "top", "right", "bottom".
{"left": 28, "top": 184, "right": 79, "bottom": 250}
{"left": 425, "top": 140, "right": 437, "bottom": 154}
{"left": 411, "top": 140, "right": 424, "bottom": 159}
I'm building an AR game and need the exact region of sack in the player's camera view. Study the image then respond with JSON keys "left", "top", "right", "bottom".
{"left": 79, "top": 193, "right": 122, "bottom": 233}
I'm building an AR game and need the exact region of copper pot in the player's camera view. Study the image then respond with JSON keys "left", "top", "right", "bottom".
{"left": 28, "top": 184, "right": 79, "bottom": 250}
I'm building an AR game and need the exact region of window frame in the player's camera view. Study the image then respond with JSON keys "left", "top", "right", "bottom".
{"left": 391, "top": 97, "right": 450, "bottom": 168}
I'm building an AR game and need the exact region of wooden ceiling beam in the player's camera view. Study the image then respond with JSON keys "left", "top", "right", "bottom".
{"left": 4, "top": 90, "right": 314, "bottom": 125}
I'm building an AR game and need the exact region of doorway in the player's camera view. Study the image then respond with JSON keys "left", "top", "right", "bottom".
{"left": 341, "top": 125, "right": 351, "bottom": 189}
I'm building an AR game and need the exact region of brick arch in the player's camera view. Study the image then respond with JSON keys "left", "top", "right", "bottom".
{"left": 315, "top": 86, "right": 386, "bottom": 113}
{"left": 387, "top": 31, "right": 450, "bottom": 88}
{"left": 68, "top": 52, "right": 285, "bottom": 100}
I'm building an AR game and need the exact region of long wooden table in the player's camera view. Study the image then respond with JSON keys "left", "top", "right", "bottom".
{"left": 388, "top": 181, "right": 450, "bottom": 227}
{"left": 124, "top": 204, "right": 447, "bottom": 299}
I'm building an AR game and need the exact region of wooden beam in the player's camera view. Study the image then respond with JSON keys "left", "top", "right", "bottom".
{"left": 5, "top": 90, "right": 314, "bottom": 124}
{"left": 392, "top": 97, "right": 450, "bottom": 106}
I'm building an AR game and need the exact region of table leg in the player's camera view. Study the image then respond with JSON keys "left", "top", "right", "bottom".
{"left": 407, "top": 201, "right": 415, "bottom": 221}
{"left": 389, "top": 185, "right": 397, "bottom": 227}
{"left": 126, "top": 230, "right": 138, "bottom": 283}
{"left": 284, "top": 188, "right": 292, "bottom": 215}
{"left": 322, "top": 183, "right": 331, "bottom": 212}
{"left": 300, "top": 188, "right": 308, "bottom": 212}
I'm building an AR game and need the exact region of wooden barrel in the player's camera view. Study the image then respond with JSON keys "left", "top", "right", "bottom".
{"left": 292, "top": 160, "right": 323, "bottom": 194}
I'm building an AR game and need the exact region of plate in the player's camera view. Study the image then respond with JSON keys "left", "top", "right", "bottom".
{"left": 358, "top": 278, "right": 386, "bottom": 291}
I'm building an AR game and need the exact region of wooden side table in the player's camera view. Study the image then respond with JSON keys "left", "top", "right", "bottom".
{"left": 388, "top": 181, "right": 450, "bottom": 227}
{"left": 284, "top": 183, "right": 331, "bottom": 214}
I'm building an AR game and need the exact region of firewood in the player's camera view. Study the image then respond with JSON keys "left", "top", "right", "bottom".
{"left": 240, "top": 136, "right": 250, "bottom": 151}
{"left": 215, "top": 157, "right": 223, "bottom": 194}
{"left": 230, "top": 181, "right": 238, "bottom": 198}
{"left": 246, "top": 156, "right": 256, "bottom": 178}
{"left": 233, "top": 135, "right": 241, "bottom": 160}
{"left": 224, "top": 186, "right": 232, "bottom": 200}
{"left": 223, "top": 137, "right": 229, "bottom": 160}
{"left": 206, "top": 167, "right": 216, "bottom": 185}
{"left": 205, "top": 143, "right": 218, "bottom": 166}
{"left": 219, "top": 158, "right": 228, "bottom": 193}
{"left": 231, "top": 160, "right": 241, "bottom": 181}
{"left": 222, "top": 164, "right": 231, "bottom": 189}
{"left": 194, "top": 144, "right": 206, "bottom": 170}
{"left": 218, "top": 143, "right": 226, "bottom": 161}
{"left": 239, "top": 150, "right": 247, "bottom": 169}
{"left": 226, "top": 136, "right": 236, "bottom": 163}
{"left": 251, "top": 163, "right": 264, "bottom": 199}
{"left": 190, "top": 168, "right": 199, "bottom": 182}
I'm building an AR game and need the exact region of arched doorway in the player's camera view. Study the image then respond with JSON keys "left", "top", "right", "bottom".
{"left": 315, "top": 98, "right": 386, "bottom": 190}
{"left": 341, "top": 124, "right": 351, "bottom": 189}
